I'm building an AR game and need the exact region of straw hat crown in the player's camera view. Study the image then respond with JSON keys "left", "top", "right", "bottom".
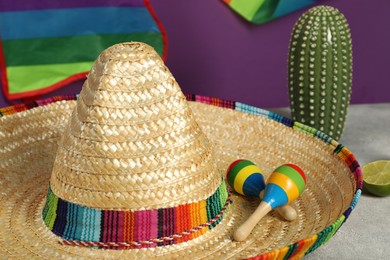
{"left": 49, "top": 42, "right": 222, "bottom": 210}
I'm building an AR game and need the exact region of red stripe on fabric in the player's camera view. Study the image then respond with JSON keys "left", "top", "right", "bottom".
{"left": 21, "top": 95, "right": 40, "bottom": 103}
{"left": 123, "top": 211, "right": 135, "bottom": 243}
{"left": 290, "top": 239, "right": 305, "bottom": 259}
{"left": 5, "top": 72, "right": 87, "bottom": 100}
{"left": 163, "top": 207, "right": 175, "bottom": 245}
{"left": 144, "top": 0, "right": 168, "bottom": 61}
{"left": 175, "top": 204, "right": 192, "bottom": 243}
{"left": 109, "top": 211, "right": 114, "bottom": 242}
{"left": 0, "top": 95, "right": 77, "bottom": 116}
{"left": 113, "top": 211, "right": 118, "bottom": 242}
{"left": 174, "top": 206, "right": 182, "bottom": 243}
{"left": 0, "top": 36, "right": 10, "bottom": 101}
{"left": 345, "top": 152, "right": 355, "bottom": 167}
{"left": 102, "top": 210, "right": 118, "bottom": 243}
{"left": 246, "top": 253, "right": 269, "bottom": 260}
{"left": 102, "top": 211, "right": 109, "bottom": 242}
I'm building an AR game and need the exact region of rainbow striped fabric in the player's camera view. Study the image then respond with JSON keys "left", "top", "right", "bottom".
{"left": 42, "top": 182, "right": 229, "bottom": 249}
{"left": 223, "top": 0, "right": 317, "bottom": 24}
{"left": 1, "top": 94, "right": 362, "bottom": 257}
{"left": 0, "top": 0, "right": 166, "bottom": 100}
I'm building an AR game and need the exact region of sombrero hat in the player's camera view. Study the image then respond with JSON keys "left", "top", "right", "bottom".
{"left": 0, "top": 42, "right": 361, "bottom": 259}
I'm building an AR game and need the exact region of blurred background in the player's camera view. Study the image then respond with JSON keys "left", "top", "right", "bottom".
{"left": 1, "top": 0, "right": 389, "bottom": 108}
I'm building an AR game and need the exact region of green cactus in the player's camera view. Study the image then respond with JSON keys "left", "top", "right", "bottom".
{"left": 288, "top": 6, "right": 352, "bottom": 140}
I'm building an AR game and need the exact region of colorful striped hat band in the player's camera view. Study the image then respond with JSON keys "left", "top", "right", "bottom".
{"left": 43, "top": 183, "right": 230, "bottom": 248}
{"left": 41, "top": 42, "right": 230, "bottom": 249}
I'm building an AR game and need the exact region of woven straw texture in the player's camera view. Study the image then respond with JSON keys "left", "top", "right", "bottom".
{"left": 0, "top": 42, "right": 361, "bottom": 259}
{"left": 50, "top": 42, "right": 221, "bottom": 210}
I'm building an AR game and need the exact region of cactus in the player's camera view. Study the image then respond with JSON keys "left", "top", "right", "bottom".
{"left": 288, "top": 6, "right": 352, "bottom": 140}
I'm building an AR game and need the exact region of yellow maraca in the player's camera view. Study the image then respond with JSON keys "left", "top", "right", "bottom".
{"left": 233, "top": 163, "right": 307, "bottom": 242}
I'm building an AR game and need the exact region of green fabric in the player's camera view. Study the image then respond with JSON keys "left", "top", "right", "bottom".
{"left": 251, "top": 0, "right": 280, "bottom": 24}
{"left": 324, "top": 215, "right": 345, "bottom": 244}
{"left": 3, "top": 33, "right": 163, "bottom": 67}
{"left": 43, "top": 189, "right": 59, "bottom": 230}
{"left": 7, "top": 62, "right": 93, "bottom": 94}
{"left": 219, "top": 181, "right": 228, "bottom": 207}
{"left": 1, "top": 3, "right": 165, "bottom": 100}
{"left": 229, "top": 0, "right": 265, "bottom": 21}
{"left": 225, "top": 0, "right": 316, "bottom": 24}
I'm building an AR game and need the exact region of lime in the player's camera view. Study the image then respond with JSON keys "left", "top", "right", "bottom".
{"left": 362, "top": 160, "right": 390, "bottom": 197}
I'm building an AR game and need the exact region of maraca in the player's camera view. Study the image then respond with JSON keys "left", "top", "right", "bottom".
{"left": 233, "top": 163, "right": 306, "bottom": 242}
{"left": 227, "top": 160, "right": 297, "bottom": 221}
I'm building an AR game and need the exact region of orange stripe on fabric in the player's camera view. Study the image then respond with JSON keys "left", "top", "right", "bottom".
{"left": 275, "top": 246, "right": 289, "bottom": 260}
{"left": 189, "top": 202, "right": 196, "bottom": 239}
{"left": 123, "top": 211, "right": 135, "bottom": 242}
{"left": 289, "top": 234, "right": 318, "bottom": 259}
{"left": 175, "top": 204, "right": 191, "bottom": 243}
{"left": 212, "top": 97, "right": 220, "bottom": 107}
{"left": 338, "top": 151, "right": 347, "bottom": 161}
{"left": 199, "top": 200, "right": 208, "bottom": 235}
{"left": 342, "top": 147, "right": 353, "bottom": 157}
{"left": 190, "top": 200, "right": 205, "bottom": 239}
{"left": 185, "top": 203, "right": 192, "bottom": 239}
{"left": 249, "top": 250, "right": 278, "bottom": 260}
{"left": 342, "top": 147, "right": 356, "bottom": 166}
{"left": 174, "top": 206, "right": 182, "bottom": 244}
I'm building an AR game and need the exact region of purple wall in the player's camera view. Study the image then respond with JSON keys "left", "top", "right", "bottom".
{"left": 1, "top": 0, "right": 389, "bottom": 108}
{"left": 152, "top": 0, "right": 390, "bottom": 108}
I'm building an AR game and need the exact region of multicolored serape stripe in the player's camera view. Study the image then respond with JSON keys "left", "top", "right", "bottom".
{"left": 42, "top": 181, "right": 230, "bottom": 249}
{"left": 0, "top": 0, "right": 167, "bottom": 100}
{"left": 223, "top": 0, "right": 317, "bottom": 24}
{"left": 185, "top": 94, "right": 362, "bottom": 259}
{"left": 2, "top": 94, "right": 362, "bottom": 257}
{"left": 0, "top": 95, "right": 78, "bottom": 117}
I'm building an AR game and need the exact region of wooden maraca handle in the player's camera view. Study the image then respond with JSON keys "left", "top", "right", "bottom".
{"left": 259, "top": 190, "right": 297, "bottom": 221}
{"left": 275, "top": 205, "right": 297, "bottom": 221}
{"left": 234, "top": 201, "right": 272, "bottom": 242}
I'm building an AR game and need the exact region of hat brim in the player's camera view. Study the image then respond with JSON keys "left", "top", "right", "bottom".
{"left": 0, "top": 95, "right": 361, "bottom": 259}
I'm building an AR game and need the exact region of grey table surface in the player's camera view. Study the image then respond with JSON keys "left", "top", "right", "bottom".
{"left": 270, "top": 103, "right": 390, "bottom": 260}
